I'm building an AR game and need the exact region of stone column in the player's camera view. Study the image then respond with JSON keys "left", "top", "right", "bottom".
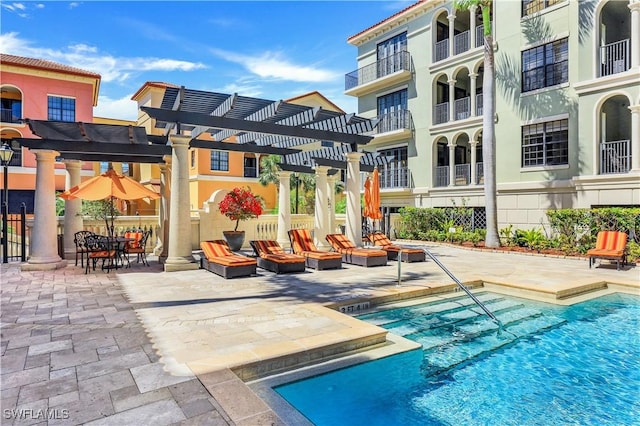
{"left": 327, "top": 173, "right": 337, "bottom": 235}
{"left": 629, "top": 0, "right": 640, "bottom": 69}
{"left": 448, "top": 13, "right": 456, "bottom": 58}
{"left": 630, "top": 104, "right": 640, "bottom": 172}
{"left": 448, "top": 143, "right": 456, "bottom": 186}
{"left": 469, "top": 72, "right": 478, "bottom": 117}
{"left": 277, "top": 170, "right": 292, "bottom": 248}
{"left": 345, "top": 152, "right": 363, "bottom": 246}
{"left": 470, "top": 5, "right": 477, "bottom": 49}
{"left": 470, "top": 140, "right": 479, "bottom": 185}
{"left": 313, "top": 165, "right": 330, "bottom": 249}
{"left": 448, "top": 79, "right": 456, "bottom": 122}
{"left": 159, "top": 156, "right": 172, "bottom": 261}
{"left": 22, "top": 150, "right": 66, "bottom": 270}
{"left": 62, "top": 160, "right": 82, "bottom": 261}
{"left": 164, "top": 135, "right": 197, "bottom": 272}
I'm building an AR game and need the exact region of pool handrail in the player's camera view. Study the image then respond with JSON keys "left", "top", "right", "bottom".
{"left": 420, "top": 248, "right": 500, "bottom": 324}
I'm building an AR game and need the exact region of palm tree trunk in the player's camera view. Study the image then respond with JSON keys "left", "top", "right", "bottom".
{"left": 483, "top": 33, "right": 500, "bottom": 248}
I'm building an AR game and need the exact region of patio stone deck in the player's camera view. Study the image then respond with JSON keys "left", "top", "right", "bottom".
{"left": 1, "top": 243, "right": 638, "bottom": 425}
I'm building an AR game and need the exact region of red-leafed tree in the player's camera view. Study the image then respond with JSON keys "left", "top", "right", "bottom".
{"left": 218, "top": 187, "right": 264, "bottom": 231}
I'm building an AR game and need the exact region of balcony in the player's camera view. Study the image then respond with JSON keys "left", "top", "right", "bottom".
{"left": 600, "top": 140, "right": 630, "bottom": 174}
{"left": 370, "top": 110, "right": 413, "bottom": 144}
{"left": 434, "top": 163, "right": 484, "bottom": 188}
{"left": 433, "top": 102, "right": 449, "bottom": 125}
{"left": 1, "top": 105, "right": 22, "bottom": 124}
{"left": 345, "top": 51, "right": 412, "bottom": 97}
{"left": 379, "top": 166, "right": 410, "bottom": 189}
{"left": 454, "top": 31, "right": 470, "bottom": 55}
{"left": 454, "top": 97, "right": 471, "bottom": 120}
{"left": 600, "top": 39, "right": 630, "bottom": 77}
{"left": 243, "top": 166, "right": 258, "bottom": 178}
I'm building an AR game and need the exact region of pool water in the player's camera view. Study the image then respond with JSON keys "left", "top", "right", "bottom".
{"left": 275, "top": 292, "right": 640, "bottom": 425}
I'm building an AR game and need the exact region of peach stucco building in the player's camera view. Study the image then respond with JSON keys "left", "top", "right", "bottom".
{"left": 0, "top": 53, "right": 100, "bottom": 212}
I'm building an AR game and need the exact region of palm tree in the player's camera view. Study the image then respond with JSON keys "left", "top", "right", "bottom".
{"left": 258, "top": 154, "right": 281, "bottom": 186}
{"left": 453, "top": 0, "right": 500, "bottom": 247}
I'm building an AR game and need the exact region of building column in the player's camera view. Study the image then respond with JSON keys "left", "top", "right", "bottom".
{"left": 62, "top": 160, "right": 83, "bottom": 261}
{"left": 345, "top": 152, "right": 363, "bottom": 246}
{"left": 630, "top": 104, "right": 640, "bottom": 172}
{"left": 448, "top": 79, "right": 456, "bottom": 121}
{"left": 629, "top": 1, "right": 640, "bottom": 69}
{"left": 313, "top": 165, "right": 330, "bottom": 249}
{"left": 277, "top": 170, "right": 292, "bottom": 248}
{"left": 22, "top": 150, "right": 66, "bottom": 270}
{"left": 448, "top": 143, "right": 456, "bottom": 186}
{"left": 327, "top": 173, "right": 337, "bottom": 235}
{"left": 164, "top": 135, "right": 197, "bottom": 272}
{"left": 470, "top": 5, "right": 477, "bottom": 49}
{"left": 470, "top": 140, "right": 479, "bottom": 185}
{"left": 448, "top": 13, "right": 456, "bottom": 57}
{"left": 469, "top": 72, "right": 478, "bottom": 117}
{"left": 160, "top": 156, "right": 172, "bottom": 261}
{"left": 154, "top": 159, "right": 168, "bottom": 258}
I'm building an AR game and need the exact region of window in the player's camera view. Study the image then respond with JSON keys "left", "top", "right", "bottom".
{"left": 522, "top": 119, "right": 568, "bottom": 167}
{"left": 99, "top": 162, "right": 109, "bottom": 174}
{"left": 522, "top": 0, "right": 563, "bottom": 16}
{"left": 48, "top": 96, "right": 75, "bottom": 121}
{"left": 378, "top": 90, "right": 408, "bottom": 133}
{"left": 121, "top": 163, "right": 130, "bottom": 175}
{"left": 377, "top": 32, "right": 407, "bottom": 60}
{"left": 1, "top": 98, "right": 22, "bottom": 123}
{"left": 522, "top": 38, "right": 568, "bottom": 92}
{"left": 191, "top": 150, "right": 195, "bottom": 168}
{"left": 210, "top": 150, "right": 228, "bottom": 171}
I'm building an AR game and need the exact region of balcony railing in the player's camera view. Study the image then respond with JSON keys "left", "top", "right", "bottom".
{"left": 345, "top": 51, "right": 411, "bottom": 91}
{"left": 374, "top": 110, "right": 413, "bottom": 134}
{"left": 433, "top": 102, "right": 449, "bottom": 125}
{"left": 454, "top": 97, "right": 471, "bottom": 120}
{"left": 600, "top": 39, "right": 629, "bottom": 77}
{"left": 1, "top": 108, "right": 22, "bottom": 124}
{"left": 379, "top": 166, "right": 410, "bottom": 189}
{"left": 455, "top": 164, "right": 471, "bottom": 185}
{"left": 600, "top": 139, "right": 631, "bottom": 174}
{"left": 244, "top": 166, "right": 257, "bottom": 178}
{"left": 476, "top": 94, "right": 483, "bottom": 116}
{"left": 435, "top": 166, "right": 449, "bottom": 187}
{"left": 476, "top": 162, "right": 484, "bottom": 184}
{"left": 476, "top": 25, "right": 485, "bottom": 48}
{"left": 454, "top": 31, "right": 470, "bottom": 55}
{"left": 434, "top": 39, "right": 449, "bottom": 62}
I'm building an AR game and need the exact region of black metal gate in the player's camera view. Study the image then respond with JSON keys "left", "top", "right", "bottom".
{"left": 2, "top": 202, "right": 28, "bottom": 263}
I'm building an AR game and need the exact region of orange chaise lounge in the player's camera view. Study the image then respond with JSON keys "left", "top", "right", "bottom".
{"left": 367, "top": 231, "right": 426, "bottom": 263}
{"left": 249, "top": 240, "right": 306, "bottom": 274}
{"left": 587, "top": 231, "right": 628, "bottom": 271}
{"left": 200, "top": 240, "right": 257, "bottom": 278}
{"left": 288, "top": 229, "right": 342, "bottom": 270}
{"left": 325, "top": 233, "right": 388, "bottom": 267}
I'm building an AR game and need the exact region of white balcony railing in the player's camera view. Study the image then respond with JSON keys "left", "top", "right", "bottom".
{"left": 379, "top": 166, "right": 410, "bottom": 189}
{"left": 435, "top": 166, "right": 449, "bottom": 187}
{"left": 600, "top": 139, "right": 631, "bottom": 174}
{"left": 375, "top": 110, "right": 413, "bottom": 134}
{"left": 433, "top": 102, "right": 449, "bottom": 125}
{"left": 600, "top": 39, "right": 629, "bottom": 77}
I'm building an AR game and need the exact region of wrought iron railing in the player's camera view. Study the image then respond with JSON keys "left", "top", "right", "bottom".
{"left": 600, "top": 139, "right": 631, "bottom": 174}
{"left": 600, "top": 39, "right": 629, "bottom": 77}
{"left": 434, "top": 39, "right": 449, "bottom": 62}
{"left": 374, "top": 110, "right": 413, "bottom": 134}
{"left": 435, "top": 166, "right": 449, "bottom": 187}
{"left": 454, "top": 97, "right": 471, "bottom": 120}
{"left": 433, "top": 102, "right": 449, "bottom": 125}
{"left": 455, "top": 164, "right": 471, "bottom": 185}
{"left": 345, "top": 51, "right": 411, "bottom": 90}
{"left": 476, "top": 25, "right": 485, "bottom": 47}
{"left": 476, "top": 94, "right": 483, "bottom": 116}
{"left": 476, "top": 162, "right": 484, "bottom": 184}
{"left": 0, "top": 107, "right": 22, "bottom": 124}
{"left": 454, "top": 30, "right": 470, "bottom": 55}
{"left": 379, "top": 166, "right": 410, "bottom": 189}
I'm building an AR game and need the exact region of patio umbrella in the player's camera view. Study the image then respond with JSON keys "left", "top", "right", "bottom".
{"left": 59, "top": 169, "right": 160, "bottom": 236}
{"left": 364, "top": 167, "right": 382, "bottom": 230}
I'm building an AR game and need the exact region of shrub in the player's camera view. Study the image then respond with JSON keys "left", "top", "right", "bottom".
{"left": 218, "top": 187, "right": 263, "bottom": 231}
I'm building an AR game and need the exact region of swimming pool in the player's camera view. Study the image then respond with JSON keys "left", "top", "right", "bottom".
{"left": 274, "top": 292, "right": 640, "bottom": 425}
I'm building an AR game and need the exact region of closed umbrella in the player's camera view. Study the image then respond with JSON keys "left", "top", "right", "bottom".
{"left": 363, "top": 167, "right": 382, "bottom": 231}
{"left": 59, "top": 169, "right": 160, "bottom": 236}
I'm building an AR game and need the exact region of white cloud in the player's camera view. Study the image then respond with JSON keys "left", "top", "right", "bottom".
{"left": 68, "top": 2, "right": 80, "bottom": 9}
{"left": 94, "top": 94, "right": 138, "bottom": 121}
{"left": 210, "top": 48, "right": 338, "bottom": 83}
{"left": 36, "top": 4, "right": 45, "bottom": 9}
{"left": 0, "top": 32, "right": 207, "bottom": 83}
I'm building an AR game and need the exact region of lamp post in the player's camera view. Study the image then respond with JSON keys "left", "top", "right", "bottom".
{"left": 0, "top": 142, "right": 14, "bottom": 263}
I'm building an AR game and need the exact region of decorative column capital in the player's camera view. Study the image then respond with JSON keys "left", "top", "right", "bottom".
{"left": 344, "top": 151, "right": 363, "bottom": 161}
{"left": 629, "top": 104, "right": 640, "bottom": 114}
{"left": 163, "top": 155, "right": 172, "bottom": 165}
{"left": 471, "top": 139, "right": 479, "bottom": 146}
{"left": 168, "top": 134, "right": 191, "bottom": 147}
{"left": 447, "top": 13, "right": 456, "bottom": 22}
{"left": 278, "top": 170, "right": 292, "bottom": 180}
{"left": 469, "top": 72, "right": 478, "bottom": 79}
{"left": 448, "top": 79, "right": 457, "bottom": 85}
{"left": 313, "top": 165, "right": 330, "bottom": 175}
{"left": 62, "top": 159, "right": 82, "bottom": 169}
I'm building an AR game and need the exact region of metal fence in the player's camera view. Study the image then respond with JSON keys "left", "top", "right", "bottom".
{"left": 2, "top": 202, "right": 28, "bottom": 263}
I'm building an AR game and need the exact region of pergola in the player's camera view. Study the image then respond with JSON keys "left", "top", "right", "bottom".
{"left": 17, "top": 86, "right": 385, "bottom": 272}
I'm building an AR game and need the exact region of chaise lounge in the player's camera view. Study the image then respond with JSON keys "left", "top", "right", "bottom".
{"left": 325, "top": 233, "right": 388, "bottom": 267}
{"left": 367, "top": 231, "right": 426, "bottom": 263}
{"left": 587, "top": 230, "right": 628, "bottom": 271}
{"left": 200, "top": 240, "right": 257, "bottom": 278}
{"left": 249, "top": 240, "right": 306, "bottom": 274}
{"left": 288, "top": 229, "right": 342, "bottom": 270}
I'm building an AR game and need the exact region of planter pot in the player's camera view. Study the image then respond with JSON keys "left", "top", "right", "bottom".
{"left": 223, "top": 231, "right": 245, "bottom": 251}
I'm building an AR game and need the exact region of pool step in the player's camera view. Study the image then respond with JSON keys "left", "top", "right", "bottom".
{"left": 420, "top": 313, "right": 566, "bottom": 376}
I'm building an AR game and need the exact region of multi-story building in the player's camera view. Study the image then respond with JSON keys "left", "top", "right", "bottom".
{"left": 0, "top": 53, "right": 100, "bottom": 212}
{"left": 346, "top": 0, "right": 639, "bottom": 229}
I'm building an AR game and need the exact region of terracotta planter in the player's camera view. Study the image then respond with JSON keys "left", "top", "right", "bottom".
{"left": 223, "top": 231, "right": 245, "bottom": 251}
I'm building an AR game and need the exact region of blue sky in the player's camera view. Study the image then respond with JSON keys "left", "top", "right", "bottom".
{"left": 1, "top": 1, "right": 414, "bottom": 121}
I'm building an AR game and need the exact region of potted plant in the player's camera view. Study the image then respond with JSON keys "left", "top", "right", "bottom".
{"left": 218, "top": 187, "right": 263, "bottom": 250}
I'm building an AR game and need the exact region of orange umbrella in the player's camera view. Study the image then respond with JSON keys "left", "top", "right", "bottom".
{"left": 363, "top": 175, "right": 372, "bottom": 218}
{"left": 369, "top": 167, "right": 382, "bottom": 221}
{"left": 60, "top": 169, "right": 160, "bottom": 236}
